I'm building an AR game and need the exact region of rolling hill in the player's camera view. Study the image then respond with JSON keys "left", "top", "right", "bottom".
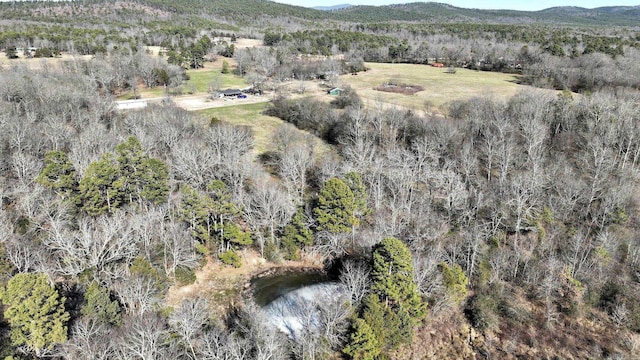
{"left": 1, "top": 0, "right": 639, "bottom": 26}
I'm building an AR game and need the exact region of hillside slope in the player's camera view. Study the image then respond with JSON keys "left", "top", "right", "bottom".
{"left": 1, "top": 0, "right": 639, "bottom": 26}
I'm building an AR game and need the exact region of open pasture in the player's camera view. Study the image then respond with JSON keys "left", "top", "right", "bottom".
{"left": 338, "top": 62, "right": 524, "bottom": 113}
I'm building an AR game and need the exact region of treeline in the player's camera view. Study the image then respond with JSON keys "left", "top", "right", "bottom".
{"left": 265, "top": 29, "right": 396, "bottom": 55}
{"left": 0, "top": 20, "right": 239, "bottom": 57}
{"left": 4, "top": 0, "right": 639, "bottom": 28}
{"left": 522, "top": 49, "right": 640, "bottom": 92}
{"left": 333, "top": 2, "right": 640, "bottom": 26}
{"left": 264, "top": 23, "right": 639, "bottom": 64}
{"left": 0, "top": 24, "right": 135, "bottom": 56}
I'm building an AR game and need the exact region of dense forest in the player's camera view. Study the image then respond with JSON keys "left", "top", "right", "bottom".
{"left": 1, "top": 0, "right": 640, "bottom": 359}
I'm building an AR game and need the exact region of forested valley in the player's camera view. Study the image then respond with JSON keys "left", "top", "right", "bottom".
{"left": 1, "top": 0, "right": 640, "bottom": 359}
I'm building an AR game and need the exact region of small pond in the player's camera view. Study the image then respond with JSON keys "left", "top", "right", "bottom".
{"left": 251, "top": 270, "right": 332, "bottom": 307}
{"left": 250, "top": 269, "right": 347, "bottom": 338}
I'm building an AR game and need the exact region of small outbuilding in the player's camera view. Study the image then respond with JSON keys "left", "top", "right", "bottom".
{"left": 328, "top": 88, "right": 343, "bottom": 96}
{"left": 221, "top": 88, "right": 243, "bottom": 97}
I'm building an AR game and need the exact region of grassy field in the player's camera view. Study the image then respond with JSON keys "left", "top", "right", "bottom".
{"left": 192, "top": 63, "right": 529, "bottom": 155}
{"left": 118, "top": 57, "right": 247, "bottom": 100}
{"left": 185, "top": 68, "right": 247, "bottom": 94}
{"left": 197, "top": 102, "right": 331, "bottom": 156}
{"left": 337, "top": 62, "right": 525, "bottom": 113}
{"left": 198, "top": 102, "right": 283, "bottom": 154}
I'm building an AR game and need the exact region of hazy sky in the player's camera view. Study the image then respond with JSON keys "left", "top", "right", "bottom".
{"left": 274, "top": 0, "right": 640, "bottom": 11}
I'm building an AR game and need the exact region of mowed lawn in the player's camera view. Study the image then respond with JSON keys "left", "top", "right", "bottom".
{"left": 198, "top": 102, "right": 283, "bottom": 154}
{"left": 197, "top": 102, "right": 331, "bottom": 156}
{"left": 185, "top": 68, "right": 247, "bottom": 93}
{"left": 119, "top": 57, "right": 247, "bottom": 99}
{"left": 341, "top": 62, "right": 523, "bottom": 112}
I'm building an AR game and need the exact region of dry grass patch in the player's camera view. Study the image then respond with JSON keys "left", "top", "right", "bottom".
{"left": 374, "top": 80, "right": 425, "bottom": 95}
{"left": 165, "top": 250, "right": 324, "bottom": 316}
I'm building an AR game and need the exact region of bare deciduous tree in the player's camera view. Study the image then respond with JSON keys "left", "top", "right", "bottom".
{"left": 114, "top": 275, "right": 163, "bottom": 316}
{"left": 169, "top": 298, "right": 210, "bottom": 359}
{"left": 279, "top": 141, "right": 315, "bottom": 201}
{"left": 63, "top": 319, "right": 114, "bottom": 360}
{"left": 339, "top": 259, "right": 371, "bottom": 305}
{"left": 116, "top": 314, "right": 168, "bottom": 360}
{"left": 45, "top": 211, "right": 138, "bottom": 278}
{"left": 244, "top": 180, "right": 295, "bottom": 255}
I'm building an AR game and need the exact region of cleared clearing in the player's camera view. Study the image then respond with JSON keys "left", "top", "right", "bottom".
{"left": 165, "top": 250, "right": 323, "bottom": 316}
{"left": 0, "top": 53, "right": 93, "bottom": 70}
{"left": 185, "top": 57, "right": 247, "bottom": 93}
{"left": 338, "top": 62, "right": 524, "bottom": 113}
{"left": 197, "top": 102, "right": 332, "bottom": 156}
{"left": 198, "top": 102, "right": 284, "bottom": 154}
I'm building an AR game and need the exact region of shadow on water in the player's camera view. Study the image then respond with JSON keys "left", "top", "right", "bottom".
{"left": 248, "top": 258, "right": 362, "bottom": 337}
{"left": 250, "top": 256, "right": 354, "bottom": 307}
{"left": 251, "top": 271, "right": 331, "bottom": 307}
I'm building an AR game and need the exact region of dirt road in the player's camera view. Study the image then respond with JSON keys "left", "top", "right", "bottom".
{"left": 116, "top": 93, "right": 273, "bottom": 112}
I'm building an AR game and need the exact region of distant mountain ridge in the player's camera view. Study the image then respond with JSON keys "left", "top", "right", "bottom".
{"left": 1, "top": 0, "right": 639, "bottom": 26}
{"left": 313, "top": 4, "right": 352, "bottom": 11}
{"left": 326, "top": 2, "right": 640, "bottom": 25}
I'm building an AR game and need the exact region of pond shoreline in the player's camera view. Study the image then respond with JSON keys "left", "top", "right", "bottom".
{"left": 242, "top": 265, "right": 330, "bottom": 306}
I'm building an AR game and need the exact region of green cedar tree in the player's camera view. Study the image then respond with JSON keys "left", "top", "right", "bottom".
{"left": 36, "top": 150, "right": 78, "bottom": 200}
{"left": 0, "top": 273, "right": 70, "bottom": 356}
{"left": 342, "top": 318, "right": 380, "bottom": 360}
{"left": 81, "top": 281, "right": 121, "bottom": 326}
{"left": 281, "top": 206, "right": 313, "bottom": 260}
{"left": 79, "top": 153, "right": 121, "bottom": 215}
{"left": 314, "top": 177, "right": 358, "bottom": 233}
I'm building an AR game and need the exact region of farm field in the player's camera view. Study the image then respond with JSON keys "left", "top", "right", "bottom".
{"left": 165, "top": 57, "right": 532, "bottom": 115}
{"left": 185, "top": 59, "right": 247, "bottom": 93}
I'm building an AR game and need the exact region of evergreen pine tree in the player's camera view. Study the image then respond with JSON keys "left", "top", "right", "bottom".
{"left": 81, "top": 281, "right": 122, "bottom": 326}
{"left": 37, "top": 150, "right": 80, "bottom": 207}
{"left": 0, "top": 273, "right": 70, "bottom": 356}
{"left": 79, "top": 153, "right": 121, "bottom": 216}
{"left": 344, "top": 171, "right": 369, "bottom": 217}
{"left": 345, "top": 237, "right": 427, "bottom": 355}
{"left": 138, "top": 157, "right": 169, "bottom": 204}
{"left": 281, "top": 206, "right": 313, "bottom": 260}
{"left": 207, "top": 180, "right": 241, "bottom": 242}
{"left": 37, "top": 150, "right": 78, "bottom": 195}
{"left": 314, "top": 177, "right": 358, "bottom": 233}
{"left": 114, "top": 137, "right": 169, "bottom": 205}
{"left": 222, "top": 221, "right": 252, "bottom": 248}
{"left": 179, "top": 185, "right": 213, "bottom": 244}
{"left": 343, "top": 318, "right": 380, "bottom": 360}
{"left": 371, "top": 237, "right": 426, "bottom": 321}
{"left": 440, "top": 262, "right": 468, "bottom": 304}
